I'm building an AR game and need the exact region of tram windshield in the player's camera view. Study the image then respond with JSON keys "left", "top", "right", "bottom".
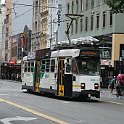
{"left": 76, "top": 57, "right": 100, "bottom": 75}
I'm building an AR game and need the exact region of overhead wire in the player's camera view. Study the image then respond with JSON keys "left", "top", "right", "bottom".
{"left": 0, "top": 1, "right": 70, "bottom": 36}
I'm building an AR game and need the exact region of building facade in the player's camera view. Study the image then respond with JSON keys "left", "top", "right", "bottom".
{"left": 4, "top": 0, "right": 12, "bottom": 62}
{"left": 40, "top": 0, "right": 48, "bottom": 49}
{"left": 31, "top": 0, "right": 41, "bottom": 52}
{"left": 0, "top": 3, "right": 6, "bottom": 61}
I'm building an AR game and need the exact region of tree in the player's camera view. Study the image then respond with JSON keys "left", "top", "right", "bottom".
{"left": 105, "top": 0, "right": 124, "bottom": 13}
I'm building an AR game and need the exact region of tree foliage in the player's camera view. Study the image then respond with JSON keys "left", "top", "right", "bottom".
{"left": 105, "top": 0, "right": 124, "bottom": 13}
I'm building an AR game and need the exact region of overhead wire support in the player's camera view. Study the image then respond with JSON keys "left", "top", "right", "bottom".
{"left": 65, "top": 14, "right": 83, "bottom": 46}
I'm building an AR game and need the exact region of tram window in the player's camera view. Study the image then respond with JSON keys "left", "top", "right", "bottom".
{"left": 24, "top": 62, "right": 27, "bottom": 72}
{"left": 51, "top": 59, "right": 55, "bottom": 72}
{"left": 65, "top": 59, "right": 71, "bottom": 73}
{"left": 41, "top": 60, "right": 45, "bottom": 72}
{"left": 46, "top": 59, "right": 50, "bottom": 72}
{"left": 72, "top": 59, "right": 78, "bottom": 74}
{"left": 42, "top": 60, "right": 45, "bottom": 64}
{"left": 28, "top": 62, "right": 30, "bottom": 72}
{"left": 31, "top": 61, "right": 34, "bottom": 72}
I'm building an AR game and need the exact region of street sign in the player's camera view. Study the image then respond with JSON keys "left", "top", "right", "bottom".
{"left": 0, "top": 116, "right": 37, "bottom": 124}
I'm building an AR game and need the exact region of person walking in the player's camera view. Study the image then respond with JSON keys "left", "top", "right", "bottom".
{"left": 108, "top": 76, "right": 115, "bottom": 94}
{"left": 116, "top": 74, "right": 124, "bottom": 97}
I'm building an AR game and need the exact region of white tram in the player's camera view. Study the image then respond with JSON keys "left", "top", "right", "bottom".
{"left": 22, "top": 46, "right": 100, "bottom": 99}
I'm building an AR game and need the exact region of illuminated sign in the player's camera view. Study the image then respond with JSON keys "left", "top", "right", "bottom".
{"left": 80, "top": 50, "right": 99, "bottom": 56}
{"left": 9, "top": 60, "right": 16, "bottom": 65}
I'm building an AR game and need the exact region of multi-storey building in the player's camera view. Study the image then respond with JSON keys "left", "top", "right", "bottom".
{"left": 47, "top": 0, "right": 61, "bottom": 48}
{"left": 0, "top": 3, "right": 6, "bottom": 61}
{"left": 31, "top": 0, "right": 41, "bottom": 52}
{"left": 40, "top": 0, "right": 48, "bottom": 49}
{"left": 57, "top": 0, "right": 124, "bottom": 87}
{"left": 4, "top": 0, "right": 12, "bottom": 62}
{"left": 21, "top": 25, "right": 32, "bottom": 58}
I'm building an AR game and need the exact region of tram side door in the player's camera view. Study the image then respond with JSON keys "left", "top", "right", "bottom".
{"left": 64, "top": 58, "right": 72, "bottom": 97}
{"left": 34, "top": 61, "right": 40, "bottom": 92}
{"left": 57, "top": 58, "right": 65, "bottom": 96}
{"left": 57, "top": 58, "right": 72, "bottom": 97}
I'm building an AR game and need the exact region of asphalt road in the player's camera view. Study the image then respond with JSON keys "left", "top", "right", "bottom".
{"left": 0, "top": 79, "right": 124, "bottom": 124}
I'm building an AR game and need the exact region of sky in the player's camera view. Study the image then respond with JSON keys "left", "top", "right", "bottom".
{"left": 1, "top": 0, "right": 5, "bottom": 4}
{"left": 0, "top": 0, "right": 32, "bottom": 36}
{"left": 12, "top": 0, "right": 33, "bottom": 35}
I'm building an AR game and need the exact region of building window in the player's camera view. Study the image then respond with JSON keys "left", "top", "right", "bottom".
{"left": 35, "top": 21, "right": 37, "bottom": 30}
{"left": 110, "top": 10, "right": 113, "bottom": 26}
{"left": 102, "top": 0, "right": 106, "bottom": 4}
{"left": 75, "top": 19, "right": 78, "bottom": 34}
{"left": 71, "top": 22, "right": 73, "bottom": 34}
{"left": 72, "top": 1, "right": 74, "bottom": 14}
{"left": 86, "top": 0, "right": 89, "bottom": 10}
{"left": 103, "top": 12, "right": 106, "bottom": 27}
{"left": 6, "top": 14, "right": 9, "bottom": 23}
{"left": 35, "top": 1, "right": 38, "bottom": 12}
{"left": 96, "top": 0, "right": 100, "bottom": 6}
{"left": 67, "top": 3, "right": 70, "bottom": 14}
{"left": 91, "top": 0, "right": 94, "bottom": 8}
{"left": 80, "top": 19, "right": 83, "bottom": 32}
{"left": 81, "top": 0, "right": 84, "bottom": 11}
{"left": 91, "top": 15, "right": 94, "bottom": 30}
{"left": 96, "top": 14, "right": 99, "bottom": 29}
{"left": 85, "top": 17, "right": 88, "bottom": 31}
{"left": 76, "top": 0, "right": 78, "bottom": 13}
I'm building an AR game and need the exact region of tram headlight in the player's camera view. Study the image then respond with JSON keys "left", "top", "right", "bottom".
{"left": 81, "top": 83, "right": 85, "bottom": 89}
{"left": 94, "top": 83, "right": 99, "bottom": 89}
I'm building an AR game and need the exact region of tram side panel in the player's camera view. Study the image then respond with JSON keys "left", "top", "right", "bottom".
{"left": 22, "top": 61, "right": 35, "bottom": 91}
{"left": 39, "top": 58, "right": 57, "bottom": 95}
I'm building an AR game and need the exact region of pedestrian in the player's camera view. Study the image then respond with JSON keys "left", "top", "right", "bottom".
{"left": 116, "top": 74, "right": 124, "bottom": 97}
{"left": 108, "top": 76, "right": 115, "bottom": 93}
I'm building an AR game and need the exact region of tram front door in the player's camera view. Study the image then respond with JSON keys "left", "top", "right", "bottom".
{"left": 57, "top": 58, "right": 72, "bottom": 97}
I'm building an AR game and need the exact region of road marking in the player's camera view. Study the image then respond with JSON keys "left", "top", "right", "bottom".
{"left": 0, "top": 116, "right": 37, "bottom": 124}
{"left": 0, "top": 94, "right": 9, "bottom": 96}
{"left": 0, "top": 98, "right": 68, "bottom": 124}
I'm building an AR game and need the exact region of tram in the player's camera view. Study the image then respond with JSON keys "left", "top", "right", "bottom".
{"left": 21, "top": 43, "right": 100, "bottom": 99}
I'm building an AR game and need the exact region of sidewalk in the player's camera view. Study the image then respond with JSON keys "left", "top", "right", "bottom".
{"left": 100, "top": 88, "right": 124, "bottom": 105}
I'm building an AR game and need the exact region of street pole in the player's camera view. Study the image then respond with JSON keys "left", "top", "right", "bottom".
{"left": 50, "top": 15, "right": 52, "bottom": 49}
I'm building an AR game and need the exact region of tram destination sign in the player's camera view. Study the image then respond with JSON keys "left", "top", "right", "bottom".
{"left": 80, "top": 50, "right": 99, "bottom": 57}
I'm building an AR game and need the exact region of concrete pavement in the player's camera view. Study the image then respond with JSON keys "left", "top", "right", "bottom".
{"left": 100, "top": 88, "right": 124, "bottom": 105}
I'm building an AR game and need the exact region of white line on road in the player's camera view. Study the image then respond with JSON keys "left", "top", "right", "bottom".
{"left": 0, "top": 116, "right": 37, "bottom": 124}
